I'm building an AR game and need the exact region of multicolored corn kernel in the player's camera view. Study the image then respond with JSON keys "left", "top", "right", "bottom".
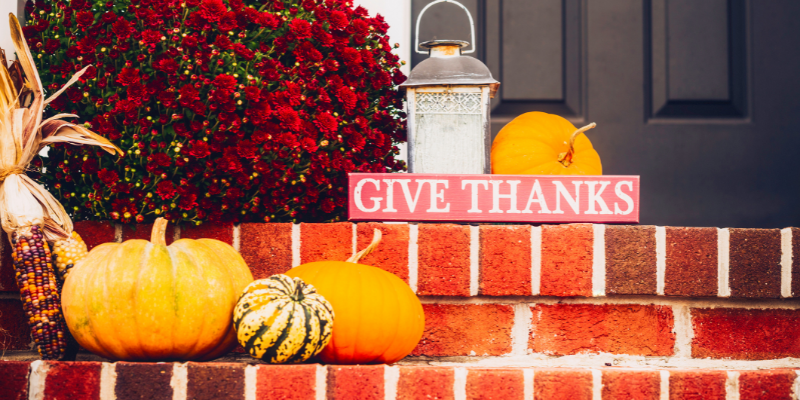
{"left": 12, "top": 225, "right": 67, "bottom": 360}
{"left": 51, "top": 231, "right": 88, "bottom": 281}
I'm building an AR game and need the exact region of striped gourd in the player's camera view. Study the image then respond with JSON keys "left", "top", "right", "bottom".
{"left": 233, "top": 274, "right": 334, "bottom": 363}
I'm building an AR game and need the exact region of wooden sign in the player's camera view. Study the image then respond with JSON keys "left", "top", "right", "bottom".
{"left": 348, "top": 173, "right": 640, "bottom": 223}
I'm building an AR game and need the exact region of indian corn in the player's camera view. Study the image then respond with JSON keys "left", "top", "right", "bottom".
{"left": 51, "top": 231, "right": 88, "bottom": 283}
{"left": 12, "top": 225, "right": 67, "bottom": 360}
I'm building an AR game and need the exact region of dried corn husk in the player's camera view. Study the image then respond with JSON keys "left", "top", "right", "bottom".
{"left": 0, "top": 13, "right": 121, "bottom": 242}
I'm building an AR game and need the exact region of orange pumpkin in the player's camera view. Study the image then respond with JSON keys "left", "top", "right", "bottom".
{"left": 284, "top": 230, "right": 424, "bottom": 364}
{"left": 61, "top": 218, "right": 254, "bottom": 361}
{"left": 491, "top": 112, "right": 602, "bottom": 175}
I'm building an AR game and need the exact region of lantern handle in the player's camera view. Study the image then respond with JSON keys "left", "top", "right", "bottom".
{"left": 414, "top": 0, "right": 476, "bottom": 54}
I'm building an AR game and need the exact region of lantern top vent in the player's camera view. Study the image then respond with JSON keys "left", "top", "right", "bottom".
{"left": 400, "top": 41, "right": 499, "bottom": 89}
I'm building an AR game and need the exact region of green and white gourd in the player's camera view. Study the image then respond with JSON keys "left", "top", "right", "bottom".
{"left": 233, "top": 274, "right": 334, "bottom": 363}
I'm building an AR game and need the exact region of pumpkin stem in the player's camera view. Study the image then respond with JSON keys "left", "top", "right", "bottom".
{"left": 150, "top": 217, "right": 169, "bottom": 246}
{"left": 557, "top": 122, "right": 597, "bottom": 167}
{"left": 346, "top": 229, "right": 382, "bottom": 263}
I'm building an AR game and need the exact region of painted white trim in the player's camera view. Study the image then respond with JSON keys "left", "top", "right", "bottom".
{"left": 782, "top": 228, "right": 793, "bottom": 298}
{"left": 718, "top": 228, "right": 731, "bottom": 297}
{"left": 592, "top": 224, "right": 606, "bottom": 297}
{"left": 656, "top": 226, "right": 666, "bottom": 295}
{"left": 531, "top": 226, "right": 541, "bottom": 296}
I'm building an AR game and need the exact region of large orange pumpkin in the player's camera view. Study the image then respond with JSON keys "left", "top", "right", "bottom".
{"left": 284, "top": 230, "right": 424, "bottom": 364}
{"left": 491, "top": 111, "right": 602, "bottom": 175}
{"left": 61, "top": 218, "right": 253, "bottom": 361}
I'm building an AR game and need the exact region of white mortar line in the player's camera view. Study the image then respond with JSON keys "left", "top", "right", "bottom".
{"left": 470, "top": 225, "right": 480, "bottom": 296}
{"left": 592, "top": 224, "right": 606, "bottom": 297}
{"left": 315, "top": 364, "right": 327, "bottom": 400}
{"left": 100, "top": 363, "right": 117, "bottom": 400}
{"left": 244, "top": 365, "right": 257, "bottom": 400}
{"left": 352, "top": 223, "right": 358, "bottom": 258}
{"left": 409, "top": 224, "right": 419, "bottom": 294}
{"left": 453, "top": 367, "right": 467, "bottom": 400}
{"left": 531, "top": 226, "right": 541, "bottom": 296}
{"left": 673, "top": 304, "right": 693, "bottom": 358}
{"left": 523, "top": 369, "right": 534, "bottom": 400}
{"left": 591, "top": 369, "right": 603, "bottom": 400}
{"left": 171, "top": 363, "right": 188, "bottom": 400}
{"left": 291, "top": 223, "right": 301, "bottom": 267}
{"left": 660, "top": 370, "right": 669, "bottom": 400}
{"left": 28, "top": 360, "right": 48, "bottom": 400}
{"left": 718, "top": 228, "right": 731, "bottom": 297}
{"left": 726, "top": 371, "right": 740, "bottom": 400}
{"left": 232, "top": 224, "right": 240, "bottom": 252}
{"left": 792, "top": 370, "right": 800, "bottom": 400}
{"left": 173, "top": 224, "right": 181, "bottom": 242}
{"left": 417, "top": 294, "right": 800, "bottom": 309}
{"left": 511, "top": 303, "right": 533, "bottom": 356}
{"left": 384, "top": 365, "right": 399, "bottom": 400}
{"left": 656, "top": 226, "right": 666, "bottom": 296}
{"left": 782, "top": 228, "right": 793, "bottom": 298}
{"left": 114, "top": 224, "right": 122, "bottom": 242}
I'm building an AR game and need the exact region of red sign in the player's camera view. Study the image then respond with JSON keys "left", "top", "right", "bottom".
{"left": 348, "top": 173, "right": 639, "bottom": 223}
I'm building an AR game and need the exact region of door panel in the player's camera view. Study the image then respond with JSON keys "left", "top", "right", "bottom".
{"left": 411, "top": 0, "right": 800, "bottom": 227}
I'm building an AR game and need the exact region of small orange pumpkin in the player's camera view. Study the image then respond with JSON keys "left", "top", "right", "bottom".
{"left": 284, "top": 230, "right": 424, "bottom": 364}
{"left": 491, "top": 112, "right": 602, "bottom": 175}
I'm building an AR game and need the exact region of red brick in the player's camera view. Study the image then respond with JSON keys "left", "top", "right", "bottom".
{"left": 534, "top": 369, "right": 592, "bottom": 400}
{"left": 121, "top": 223, "right": 175, "bottom": 244}
{"left": 792, "top": 227, "right": 800, "bottom": 297}
{"left": 605, "top": 225, "right": 657, "bottom": 295}
{"left": 115, "top": 362, "right": 173, "bottom": 400}
{"left": 466, "top": 368, "right": 524, "bottom": 400}
{"left": 540, "top": 224, "right": 593, "bottom": 297}
{"left": 602, "top": 370, "right": 659, "bottom": 400}
{"left": 729, "top": 228, "right": 781, "bottom": 298}
{"left": 668, "top": 370, "right": 726, "bottom": 400}
{"left": 45, "top": 361, "right": 102, "bottom": 400}
{"left": 479, "top": 225, "right": 531, "bottom": 296}
{"left": 665, "top": 227, "right": 718, "bottom": 297}
{"left": 240, "top": 223, "right": 292, "bottom": 279}
{"left": 0, "top": 361, "right": 30, "bottom": 400}
{"left": 397, "top": 366, "right": 454, "bottom": 400}
{"left": 73, "top": 220, "right": 116, "bottom": 250}
{"left": 299, "top": 222, "right": 352, "bottom": 264}
{"left": 412, "top": 304, "right": 513, "bottom": 357}
{"left": 0, "top": 299, "right": 31, "bottom": 350}
{"left": 739, "top": 370, "right": 796, "bottom": 400}
{"left": 530, "top": 304, "right": 675, "bottom": 356}
{"left": 417, "top": 224, "right": 471, "bottom": 296}
{"left": 257, "top": 364, "right": 317, "bottom": 400}
{"left": 327, "top": 365, "right": 384, "bottom": 400}
{"left": 692, "top": 308, "right": 800, "bottom": 359}
{"left": 0, "top": 236, "right": 17, "bottom": 291}
{"left": 187, "top": 363, "right": 245, "bottom": 400}
{"left": 181, "top": 222, "right": 234, "bottom": 244}
{"left": 356, "top": 223, "right": 410, "bottom": 283}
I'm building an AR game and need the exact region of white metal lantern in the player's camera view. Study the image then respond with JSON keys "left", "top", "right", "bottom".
{"left": 401, "top": 0, "right": 500, "bottom": 174}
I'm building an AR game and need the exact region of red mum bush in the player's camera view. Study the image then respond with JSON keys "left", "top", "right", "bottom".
{"left": 25, "top": 0, "right": 407, "bottom": 225}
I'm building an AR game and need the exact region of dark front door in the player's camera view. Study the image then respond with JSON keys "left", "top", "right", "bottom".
{"left": 413, "top": 0, "right": 800, "bottom": 228}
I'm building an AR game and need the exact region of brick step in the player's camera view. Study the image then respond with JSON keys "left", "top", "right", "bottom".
{"left": 2, "top": 361, "right": 799, "bottom": 400}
